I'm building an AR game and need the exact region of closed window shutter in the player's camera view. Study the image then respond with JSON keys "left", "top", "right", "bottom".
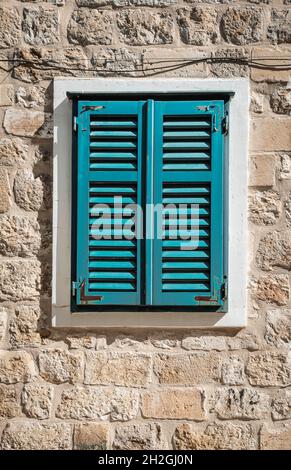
{"left": 151, "top": 100, "right": 225, "bottom": 307}
{"left": 75, "top": 101, "right": 145, "bottom": 305}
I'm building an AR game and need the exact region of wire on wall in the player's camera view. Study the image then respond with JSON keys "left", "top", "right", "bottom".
{"left": 0, "top": 54, "right": 290, "bottom": 77}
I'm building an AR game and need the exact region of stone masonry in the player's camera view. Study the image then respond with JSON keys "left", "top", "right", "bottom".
{"left": 0, "top": 0, "right": 290, "bottom": 450}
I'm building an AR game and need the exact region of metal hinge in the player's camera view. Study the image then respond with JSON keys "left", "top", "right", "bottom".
{"left": 220, "top": 279, "right": 228, "bottom": 301}
{"left": 222, "top": 112, "right": 229, "bottom": 135}
{"left": 72, "top": 281, "right": 79, "bottom": 297}
{"left": 73, "top": 116, "right": 78, "bottom": 132}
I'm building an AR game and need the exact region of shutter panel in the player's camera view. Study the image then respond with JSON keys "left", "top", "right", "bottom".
{"left": 75, "top": 101, "right": 145, "bottom": 305}
{"left": 151, "top": 101, "right": 224, "bottom": 307}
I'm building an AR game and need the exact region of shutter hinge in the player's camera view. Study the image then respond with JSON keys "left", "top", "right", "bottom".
{"left": 73, "top": 116, "right": 78, "bottom": 132}
{"left": 222, "top": 112, "right": 229, "bottom": 135}
{"left": 220, "top": 278, "right": 228, "bottom": 301}
{"left": 72, "top": 280, "right": 80, "bottom": 297}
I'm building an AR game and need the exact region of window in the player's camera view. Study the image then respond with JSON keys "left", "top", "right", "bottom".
{"left": 53, "top": 79, "right": 248, "bottom": 328}
{"left": 73, "top": 99, "right": 225, "bottom": 310}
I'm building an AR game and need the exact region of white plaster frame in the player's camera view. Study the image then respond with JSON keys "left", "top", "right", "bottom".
{"left": 53, "top": 78, "right": 249, "bottom": 328}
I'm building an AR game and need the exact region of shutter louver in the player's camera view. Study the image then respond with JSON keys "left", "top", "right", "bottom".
{"left": 151, "top": 101, "right": 224, "bottom": 307}
{"left": 162, "top": 182, "right": 211, "bottom": 293}
{"left": 163, "top": 116, "right": 211, "bottom": 171}
{"left": 75, "top": 101, "right": 144, "bottom": 306}
{"left": 89, "top": 116, "right": 138, "bottom": 170}
{"left": 88, "top": 182, "right": 137, "bottom": 292}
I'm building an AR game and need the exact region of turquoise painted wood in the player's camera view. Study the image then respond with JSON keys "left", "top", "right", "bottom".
{"left": 74, "top": 98, "right": 225, "bottom": 308}
{"left": 151, "top": 100, "right": 224, "bottom": 307}
{"left": 75, "top": 100, "right": 145, "bottom": 305}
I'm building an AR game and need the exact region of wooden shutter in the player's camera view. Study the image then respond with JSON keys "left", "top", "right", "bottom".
{"left": 74, "top": 101, "right": 145, "bottom": 305}
{"left": 150, "top": 100, "right": 225, "bottom": 307}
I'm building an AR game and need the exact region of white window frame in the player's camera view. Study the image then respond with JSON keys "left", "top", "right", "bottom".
{"left": 53, "top": 78, "right": 249, "bottom": 328}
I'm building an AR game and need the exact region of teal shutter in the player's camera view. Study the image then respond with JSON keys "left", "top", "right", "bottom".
{"left": 151, "top": 100, "right": 225, "bottom": 307}
{"left": 75, "top": 100, "right": 145, "bottom": 305}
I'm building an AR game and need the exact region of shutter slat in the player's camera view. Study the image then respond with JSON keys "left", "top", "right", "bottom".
{"left": 163, "top": 120, "right": 210, "bottom": 128}
{"left": 89, "top": 261, "right": 135, "bottom": 269}
{"left": 89, "top": 282, "right": 135, "bottom": 290}
{"left": 163, "top": 283, "right": 209, "bottom": 291}
{"left": 163, "top": 131, "right": 210, "bottom": 139}
{"left": 163, "top": 142, "right": 210, "bottom": 149}
{"left": 163, "top": 152, "right": 210, "bottom": 160}
{"left": 89, "top": 272, "right": 135, "bottom": 280}
{"left": 163, "top": 115, "right": 212, "bottom": 172}
{"left": 89, "top": 115, "right": 138, "bottom": 171}
{"left": 90, "top": 120, "right": 136, "bottom": 128}
{"left": 90, "top": 131, "right": 137, "bottom": 138}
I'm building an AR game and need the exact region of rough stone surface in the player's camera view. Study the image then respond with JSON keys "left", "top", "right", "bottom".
{"left": 0, "top": 169, "right": 12, "bottom": 214}
{"left": 0, "top": 215, "right": 40, "bottom": 258}
{"left": 271, "top": 390, "right": 291, "bottom": 421}
{"left": 177, "top": 7, "right": 219, "bottom": 45}
{"left": 142, "top": 388, "right": 206, "bottom": 420}
{"left": 285, "top": 191, "right": 291, "bottom": 226}
{"left": 250, "top": 93, "right": 264, "bottom": 114}
{"left": 22, "top": 7, "right": 59, "bottom": 46}
{"left": 76, "top": 0, "right": 111, "bottom": 5}
{"left": 0, "top": 260, "right": 40, "bottom": 301}
{"left": 22, "top": 383, "right": 53, "bottom": 419}
{"left": 0, "top": 310, "right": 7, "bottom": 347}
{"left": 252, "top": 118, "right": 291, "bottom": 151}
{"left": 0, "top": 138, "right": 29, "bottom": 167}
{"left": 14, "top": 170, "right": 43, "bottom": 212}
{"left": 265, "top": 309, "right": 291, "bottom": 349}
{"left": 56, "top": 386, "right": 139, "bottom": 421}
{"left": 211, "top": 48, "right": 248, "bottom": 77}
{"left": 117, "top": 10, "right": 173, "bottom": 45}
{"left": 246, "top": 352, "right": 291, "bottom": 386}
{"left": 0, "top": 351, "right": 36, "bottom": 384}
{"left": 260, "top": 423, "right": 291, "bottom": 450}
{"left": 10, "top": 304, "right": 41, "bottom": 348}
{"left": 255, "top": 274, "right": 290, "bottom": 306}
{"left": 154, "top": 353, "right": 221, "bottom": 385}
{"left": 256, "top": 231, "right": 291, "bottom": 271}
{"left": 251, "top": 47, "right": 291, "bottom": 82}
{"left": 4, "top": 109, "right": 44, "bottom": 137}
{"left": 13, "top": 46, "right": 88, "bottom": 83}
{"left": 221, "top": 356, "right": 246, "bottom": 385}
{"left": 67, "top": 9, "right": 113, "bottom": 46}
{"left": 38, "top": 349, "right": 84, "bottom": 384}
{"left": 67, "top": 336, "right": 96, "bottom": 350}
{"left": 0, "top": 385, "right": 21, "bottom": 418}
{"left": 267, "top": 9, "right": 291, "bottom": 45}
{"left": 113, "top": 0, "right": 177, "bottom": 5}
{"left": 74, "top": 423, "right": 109, "bottom": 450}
{"left": 1, "top": 422, "right": 72, "bottom": 450}
{"left": 182, "top": 335, "right": 227, "bottom": 351}
{"left": 113, "top": 423, "right": 163, "bottom": 450}
{"left": 0, "top": 7, "right": 21, "bottom": 49}
{"left": 16, "top": 86, "right": 45, "bottom": 109}
{"left": 213, "top": 387, "right": 269, "bottom": 420}
{"left": 270, "top": 87, "right": 291, "bottom": 115}
{"left": 249, "top": 190, "right": 282, "bottom": 225}
{"left": 221, "top": 7, "right": 263, "bottom": 45}
{"left": 173, "top": 422, "right": 256, "bottom": 450}
{"left": 0, "top": 0, "right": 290, "bottom": 452}
{"left": 85, "top": 351, "right": 151, "bottom": 387}
{"left": 249, "top": 154, "right": 276, "bottom": 187}
{"left": 279, "top": 153, "right": 291, "bottom": 180}
{"left": 0, "top": 85, "right": 14, "bottom": 107}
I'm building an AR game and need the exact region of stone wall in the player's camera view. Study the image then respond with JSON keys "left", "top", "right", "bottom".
{"left": 0, "top": 0, "right": 290, "bottom": 450}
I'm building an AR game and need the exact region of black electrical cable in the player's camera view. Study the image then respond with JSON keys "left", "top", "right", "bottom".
{"left": 0, "top": 55, "right": 290, "bottom": 76}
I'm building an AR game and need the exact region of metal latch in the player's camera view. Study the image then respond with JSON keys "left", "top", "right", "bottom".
{"left": 81, "top": 105, "right": 105, "bottom": 113}
{"left": 222, "top": 112, "right": 229, "bottom": 135}
{"left": 73, "top": 116, "right": 78, "bottom": 132}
